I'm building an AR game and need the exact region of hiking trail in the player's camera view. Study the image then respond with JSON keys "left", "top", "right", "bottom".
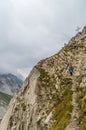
{"left": 65, "top": 77, "right": 79, "bottom": 130}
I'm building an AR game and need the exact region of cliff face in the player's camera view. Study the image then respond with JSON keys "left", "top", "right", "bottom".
{"left": 0, "top": 26, "right": 86, "bottom": 130}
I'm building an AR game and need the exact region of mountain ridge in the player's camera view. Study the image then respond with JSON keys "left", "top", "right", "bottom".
{"left": 0, "top": 73, "right": 23, "bottom": 95}
{"left": 0, "top": 26, "right": 86, "bottom": 130}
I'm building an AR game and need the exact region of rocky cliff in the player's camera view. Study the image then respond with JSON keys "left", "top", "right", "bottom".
{"left": 0, "top": 26, "right": 86, "bottom": 130}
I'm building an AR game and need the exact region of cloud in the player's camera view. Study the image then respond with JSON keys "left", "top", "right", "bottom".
{"left": 0, "top": 0, "right": 86, "bottom": 79}
{"left": 17, "top": 67, "right": 32, "bottom": 79}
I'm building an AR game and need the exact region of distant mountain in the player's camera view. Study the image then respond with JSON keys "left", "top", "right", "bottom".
{"left": 0, "top": 73, "right": 23, "bottom": 95}
{"left": 0, "top": 91, "right": 12, "bottom": 120}
{"left": 0, "top": 73, "right": 23, "bottom": 120}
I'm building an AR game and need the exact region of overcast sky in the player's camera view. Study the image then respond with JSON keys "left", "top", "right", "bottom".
{"left": 0, "top": 0, "right": 86, "bottom": 79}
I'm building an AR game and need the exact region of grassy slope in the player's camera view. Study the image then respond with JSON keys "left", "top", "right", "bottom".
{"left": 76, "top": 86, "right": 86, "bottom": 130}
{"left": 0, "top": 91, "right": 12, "bottom": 104}
{"left": 50, "top": 80, "right": 73, "bottom": 130}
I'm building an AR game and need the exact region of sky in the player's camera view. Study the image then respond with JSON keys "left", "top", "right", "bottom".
{"left": 0, "top": 0, "right": 86, "bottom": 79}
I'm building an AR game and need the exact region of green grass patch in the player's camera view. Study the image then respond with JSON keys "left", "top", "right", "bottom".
{"left": 76, "top": 86, "right": 86, "bottom": 130}
{"left": 50, "top": 85, "right": 73, "bottom": 130}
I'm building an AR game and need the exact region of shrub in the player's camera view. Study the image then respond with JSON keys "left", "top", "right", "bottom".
{"left": 21, "top": 103, "right": 26, "bottom": 111}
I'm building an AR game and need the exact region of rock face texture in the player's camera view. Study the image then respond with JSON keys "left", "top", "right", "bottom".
{"left": 0, "top": 26, "right": 86, "bottom": 130}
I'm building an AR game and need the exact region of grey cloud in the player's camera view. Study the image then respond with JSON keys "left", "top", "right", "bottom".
{"left": 0, "top": 0, "right": 86, "bottom": 78}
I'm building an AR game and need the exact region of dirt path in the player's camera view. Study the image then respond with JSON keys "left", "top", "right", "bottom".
{"left": 65, "top": 77, "right": 79, "bottom": 130}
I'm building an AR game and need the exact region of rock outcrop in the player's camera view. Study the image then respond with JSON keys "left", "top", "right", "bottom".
{"left": 0, "top": 26, "right": 86, "bottom": 130}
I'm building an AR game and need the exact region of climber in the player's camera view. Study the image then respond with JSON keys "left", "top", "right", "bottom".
{"left": 69, "top": 65, "right": 73, "bottom": 76}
